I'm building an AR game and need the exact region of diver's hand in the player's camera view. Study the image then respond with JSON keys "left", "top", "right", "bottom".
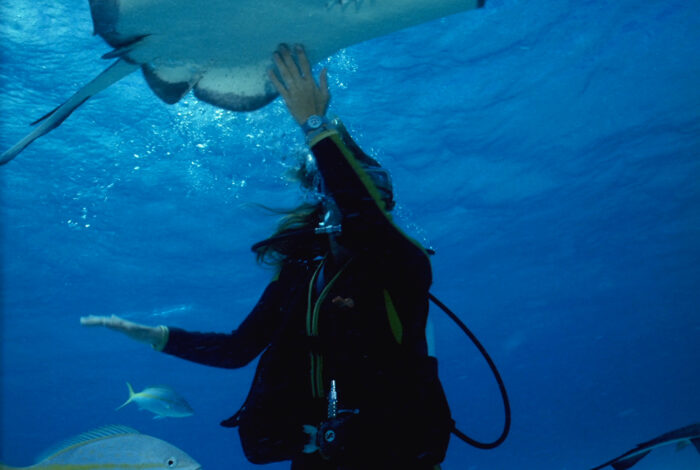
{"left": 80, "top": 314, "right": 168, "bottom": 349}
{"left": 269, "top": 44, "right": 330, "bottom": 125}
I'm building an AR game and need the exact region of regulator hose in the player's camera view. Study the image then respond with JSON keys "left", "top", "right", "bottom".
{"left": 429, "top": 293, "right": 511, "bottom": 449}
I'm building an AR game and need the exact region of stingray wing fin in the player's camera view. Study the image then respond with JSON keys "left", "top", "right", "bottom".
{"left": 141, "top": 64, "right": 200, "bottom": 104}
{"left": 192, "top": 62, "right": 278, "bottom": 111}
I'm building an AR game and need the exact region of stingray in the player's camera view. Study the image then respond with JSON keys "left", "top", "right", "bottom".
{"left": 590, "top": 423, "right": 700, "bottom": 470}
{"left": 0, "top": 0, "right": 486, "bottom": 165}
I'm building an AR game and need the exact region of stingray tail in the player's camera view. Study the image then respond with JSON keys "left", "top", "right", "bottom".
{"left": 0, "top": 59, "right": 138, "bottom": 165}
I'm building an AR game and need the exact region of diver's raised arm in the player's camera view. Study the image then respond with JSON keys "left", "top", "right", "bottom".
{"left": 80, "top": 315, "right": 169, "bottom": 351}
{"left": 268, "top": 44, "right": 330, "bottom": 126}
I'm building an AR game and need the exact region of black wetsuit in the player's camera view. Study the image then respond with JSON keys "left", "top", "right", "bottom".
{"left": 162, "top": 129, "right": 452, "bottom": 469}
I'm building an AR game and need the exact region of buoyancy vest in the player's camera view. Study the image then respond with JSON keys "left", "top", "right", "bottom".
{"left": 223, "top": 255, "right": 453, "bottom": 466}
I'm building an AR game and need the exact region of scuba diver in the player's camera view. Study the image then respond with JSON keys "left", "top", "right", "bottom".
{"left": 81, "top": 44, "right": 454, "bottom": 469}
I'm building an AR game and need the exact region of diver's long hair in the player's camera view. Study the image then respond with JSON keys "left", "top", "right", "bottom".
{"left": 254, "top": 119, "right": 386, "bottom": 267}
{"left": 253, "top": 202, "right": 327, "bottom": 267}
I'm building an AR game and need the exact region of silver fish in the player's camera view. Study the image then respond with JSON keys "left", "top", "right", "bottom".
{"left": 117, "top": 382, "right": 194, "bottom": 419}
{"left": 0, "top": 425, "right": 201, "bottom": 470}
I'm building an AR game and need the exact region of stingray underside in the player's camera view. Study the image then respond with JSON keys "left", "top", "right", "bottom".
{"left": 90, "top": 0, "right": 278, "bottom": 112}
{"left": 1, "top": 0, "right": 487, "bottom": 164}
{"left": 142, "top": 62, "right": 278, "bottom": 111}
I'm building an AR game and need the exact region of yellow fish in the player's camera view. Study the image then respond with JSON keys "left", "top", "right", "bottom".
{"left": 117, "top": 382, "right": 194, "bottom": 419}
{"left": 0, "top": 425, "right": 201, "bottom": 470}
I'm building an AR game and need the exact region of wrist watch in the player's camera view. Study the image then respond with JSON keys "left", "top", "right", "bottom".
{"left": 302, "top": 115, "right": 326, "bottom": 134}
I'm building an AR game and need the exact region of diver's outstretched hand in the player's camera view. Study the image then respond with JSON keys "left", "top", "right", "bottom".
{"left": 80, "top": 314, "right": 168, "bottom": 349}
{"left": 269, "top": 44, "right": 330, "bottom": 125}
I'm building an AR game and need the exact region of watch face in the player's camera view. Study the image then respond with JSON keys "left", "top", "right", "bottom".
{"left": 307, "top": 115, "right": 323, "bottom": 129}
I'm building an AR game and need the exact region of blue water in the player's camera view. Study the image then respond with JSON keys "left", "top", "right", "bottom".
{"left": 1, "top": 0, "right": 699, "bottom": 469}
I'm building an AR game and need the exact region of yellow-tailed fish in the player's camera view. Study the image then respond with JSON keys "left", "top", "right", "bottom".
{"left": 0, "top": 425, "right": 200, "bottom": 470}
{"left": 117, "top": 382, "right": 194, "bottom": 419}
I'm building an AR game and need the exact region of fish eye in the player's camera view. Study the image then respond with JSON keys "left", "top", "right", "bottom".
{"left": 165, "top": 457, "right": 178, "bottom": 468}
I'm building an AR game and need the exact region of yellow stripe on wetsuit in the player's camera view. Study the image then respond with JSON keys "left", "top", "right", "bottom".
{"left": 383, "top": 289, "right": 403, "bottom": 344}
{"left": 306, "top": 257, "right": 353, "bottom": 399}
{"left": 311, "top": 128, "right": 431, "bottom": 259}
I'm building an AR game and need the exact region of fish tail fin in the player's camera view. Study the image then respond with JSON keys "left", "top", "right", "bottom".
{"left": 0, "top": 58, "right": 138, "bottom": 165}
{"left": 115, "top": 382, "right": 136, "bottom": 411}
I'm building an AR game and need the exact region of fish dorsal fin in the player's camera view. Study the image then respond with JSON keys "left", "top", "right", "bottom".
{"left": 35, "top": 425, "right": 140, "bottom": 463}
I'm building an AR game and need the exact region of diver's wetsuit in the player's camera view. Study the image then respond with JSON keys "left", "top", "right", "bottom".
{"left": 162, "top": 128, "right": 452, "bottom": 470}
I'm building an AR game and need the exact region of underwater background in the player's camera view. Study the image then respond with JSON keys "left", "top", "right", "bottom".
{"left": 1, "top": 0, "right": 699, "bottom": 469}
